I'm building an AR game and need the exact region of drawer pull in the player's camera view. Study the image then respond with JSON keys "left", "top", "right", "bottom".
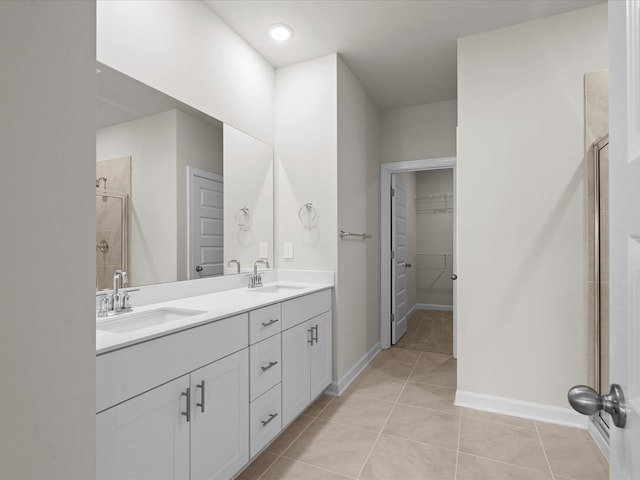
{"left": 312, "top": 324, "right": 318, "bottom": 344}
{"left": 308, "top": 328, "right": 314, "bottom": 345}
{"left": 261, "top": 360, "right": 279, "bottom": 372}
{"left": 261, "top": 318, "right": 279, "bottom": 327}
{"left": 261, "top": 412, "right": 278, "bottom": 427}
{"left": 181, "top": 388, "right": 191, "bottom": 422}
{"left": 196, "top": 380, "right": 205, "bottom": 413}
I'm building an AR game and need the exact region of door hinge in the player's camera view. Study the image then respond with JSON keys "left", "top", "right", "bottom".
{"left": 391, "top": 251, "right": 395, "bottom": 259}
{"left": 391, "top": 187, "right": 395, "bottom": 197}
{"left": 391, "top": 313, "right": 395, "bottom": 323}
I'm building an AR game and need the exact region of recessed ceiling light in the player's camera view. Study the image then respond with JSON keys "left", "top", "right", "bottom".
{"left": 268, "top": 24, "right": 293, "bottom": 42}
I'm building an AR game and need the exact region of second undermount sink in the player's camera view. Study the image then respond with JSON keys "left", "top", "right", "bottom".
{"left": 248, "top": 284, "right": 306, "bottom": 294}
{"left": 96, "top": 307, "right": 206, "bottom": 334}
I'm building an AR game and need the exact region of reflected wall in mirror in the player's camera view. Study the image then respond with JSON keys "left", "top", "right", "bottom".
{"left": 95, "top": 64, "right": 274, "bottom": 290}
{"left": 223, "top": 125, "right": 274, "bottom": 271}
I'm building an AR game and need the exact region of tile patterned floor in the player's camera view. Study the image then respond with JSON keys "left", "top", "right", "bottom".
{"left": 237, "top": 348, "right": 608, "bottom": 480}
{"left": 396, "top": 310, "right": 453, "bottom": 354}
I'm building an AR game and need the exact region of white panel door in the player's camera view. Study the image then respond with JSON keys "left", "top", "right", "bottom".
{"left": 190, "top": 349, "right": 249, "bottom": 480}
{"left": 609, "top": 1, "right": 640, "bottom": 478}
{"left": 189, "top": 168, "right": 223, "bottom": 279}
{"left": 281, "top": 321, "right": 311, "bottom": 427}
{"left": 96, "top": 375, "right": 190, "bottom": 480}
{"left": 391, "top": 175, "right": 408, "bottom": 343}
{"left": 309, "top": 312, "right": 332, "bottom": 399}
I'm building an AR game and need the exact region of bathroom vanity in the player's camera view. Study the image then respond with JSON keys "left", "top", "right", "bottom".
{"left": 95, "top": 280, "right": 332, "bottom": 480}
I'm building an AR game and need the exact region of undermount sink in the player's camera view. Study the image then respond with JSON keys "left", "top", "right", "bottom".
{"left": 248, "top": 284, "right": 306, "bottom": 294}
{"left": 96, "top": 307, "right": 206, "bottom": 334}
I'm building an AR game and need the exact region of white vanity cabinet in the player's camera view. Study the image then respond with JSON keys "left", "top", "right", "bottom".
{"left": 96, "top": 314, "right": 249, "bottom": 480}
{"left": 281, "top": 290, "right": 332, "bottom": 427}
{"left": 248, "top": 304, "right": 283, "bottom": 457}
{"left": 96, "top": 375, "right": 190, "bottom": 480}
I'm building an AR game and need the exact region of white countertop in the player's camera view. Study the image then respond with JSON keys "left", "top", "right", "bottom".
{"left": 96, "top": 281, "right": 332, "bottom": 355}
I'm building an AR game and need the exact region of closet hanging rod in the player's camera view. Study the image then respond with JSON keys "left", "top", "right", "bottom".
{"left": 339, "top": 230, "right": 371, "bottom": 240}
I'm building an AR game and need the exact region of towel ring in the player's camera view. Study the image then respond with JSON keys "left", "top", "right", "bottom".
{"left": 235, "top": 207, "right": 252, "bottom": 231}
{"left": 298, "top": 203, "right": 319, "bottom": 229}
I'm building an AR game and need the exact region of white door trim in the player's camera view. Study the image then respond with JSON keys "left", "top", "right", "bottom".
{"left": 187, "top": 167, "right": 223, "bottom": 280}
{"left": 380, "top": 157, "right": 457, "bottom": 351}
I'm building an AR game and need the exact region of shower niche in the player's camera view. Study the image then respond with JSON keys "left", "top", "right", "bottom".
{"left": 95, "top": 156, "right": 130, "bottom": 290}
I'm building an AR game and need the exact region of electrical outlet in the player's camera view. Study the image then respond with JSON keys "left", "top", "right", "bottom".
{"left": 283, "top": 241, "right": 294, "bottom": 259}
{"left": 259, "top": 242, "right": 268, "bottom": 259}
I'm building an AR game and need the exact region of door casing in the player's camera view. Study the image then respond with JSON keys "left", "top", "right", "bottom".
{"left": 380, "top": 157, "right": 457, "bottom": 352}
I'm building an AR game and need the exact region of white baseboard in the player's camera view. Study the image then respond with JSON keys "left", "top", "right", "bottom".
{"left": 407, "top": 304, "right": 418, "bottom": 317}
{"left": 324, "top": 342, "right": 381, "bottom": 396}
{"left": 416, "top": 303, "right": 453, "bottom": 312}
{"left": 589, "top": 416, "right": 610, "bottom": 460}
{"left": 455, "top": 390, "right": 589, "bottom": 428}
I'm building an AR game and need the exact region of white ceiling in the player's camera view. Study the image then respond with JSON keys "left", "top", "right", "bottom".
{"left": 205, "top": 0, "right": 605, "bottom": 110}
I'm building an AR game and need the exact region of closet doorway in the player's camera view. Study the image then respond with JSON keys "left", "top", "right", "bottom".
{"left": 380, "top": 157, "right": 457, "bottom": 357}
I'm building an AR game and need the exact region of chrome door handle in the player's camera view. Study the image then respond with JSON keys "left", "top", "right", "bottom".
{"left": 195, "top": 265, "right": 203, "bottom": 272}
{"left": 196, "top": 380, "right": 205, "bottom": 413}
{"left": 451, "top": 274, "right": 457, "bottom": 280}
{"left": 568, "top": 384, "right": 626, "bottom": 428}
{"left": 405, "top": 262, "right": 412, "bottom": 268}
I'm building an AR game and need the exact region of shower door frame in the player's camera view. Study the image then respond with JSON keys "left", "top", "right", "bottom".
{"left": 380, "top": 156, "right": 457, "bottom": 354}
{"left": 95, "top": 190, "right": 129, "bottom": 289}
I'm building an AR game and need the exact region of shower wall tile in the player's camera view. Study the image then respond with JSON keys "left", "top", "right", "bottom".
{"left": 600, "top": 282, "right": 609, "bottom": 355}
{"left": 96, "top": 156, "right": 132, "bottom": 195}
{"left": 584, "top": 70, "right": 609, "bottom": 152}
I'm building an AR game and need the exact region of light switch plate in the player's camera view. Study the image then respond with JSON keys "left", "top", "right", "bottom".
{"left": 283, "top": 241, "right": 294, "bottom": 259}
{"left": 259, "top": 242, "right": 268, "bottom": 259}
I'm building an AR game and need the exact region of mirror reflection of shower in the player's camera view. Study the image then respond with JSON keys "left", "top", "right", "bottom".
{"left": 95, "top": 156, "right": 130, "bottom": 290}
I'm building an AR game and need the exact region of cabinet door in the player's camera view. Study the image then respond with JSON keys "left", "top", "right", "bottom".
{"left": 190, "top": 349, "right": 249, "bottom": 480}
{"left": 281, "top": 320, "right": 311, "bottom": 427}
{"left": 310, "top": 312, "right": 332, "bottom": 399}
{"left": 96, "top": 375, "right": 190, "bottom": 480}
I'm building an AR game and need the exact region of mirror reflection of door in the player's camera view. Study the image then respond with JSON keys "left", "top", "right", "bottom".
{"left": 189, "top": 168, "right": 224, "bottom": 279}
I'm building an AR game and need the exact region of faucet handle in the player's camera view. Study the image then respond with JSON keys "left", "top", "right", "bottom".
{"left": 97, "top": 295, "right": 110, "bottom": 317}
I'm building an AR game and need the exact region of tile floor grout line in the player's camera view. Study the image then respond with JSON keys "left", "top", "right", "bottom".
{"left": 534, "top": 421, "right": 555, "bottom": 478}
{"left": 254, "top": 398, "right": 335, "bottom": 480}
{"left": 456, "top": 451, "right": 558, "bottom": 477}
{"left": 453, "top": 408, "right": 463, "bottom": 480}
{"left": 277, "top": 455, "right": 357, "bottom": 479}
{"left": 353, "top": 350, "right": 424, "bottom": 479}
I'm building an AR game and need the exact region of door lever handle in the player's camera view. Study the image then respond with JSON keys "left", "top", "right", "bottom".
{"left": 568, "top": 384, "right": 626, "bottom": 428}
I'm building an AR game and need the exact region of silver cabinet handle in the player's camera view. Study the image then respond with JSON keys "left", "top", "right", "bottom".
{"left": 261, "top": 318, "right": 279, "bottom": 327}
{"left": 312, "top": 325, "right": 318, "bottom": 344}
{"left": 261, "top": 412, "right": 278, "bottom": 427}
{"left": 308, "top": 328, "right": 313, "bottom": 345}
{"left": 261, "top": 360, "right": 278, "bottom": 372}
{"left": 196, "top": 380, "right": 205, "bottom": 413}
{"left": 181, "top": 388, "right": 191, "bottom": 422}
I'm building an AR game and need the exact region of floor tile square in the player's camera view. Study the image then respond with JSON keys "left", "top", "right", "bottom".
{"left": 359, "top": 434, "right": 456, "bottom": 479}
{"left": 383, "top": 403, "right": 459, "bottom": 450}
{"left": 459, "top": 417, "right": 550, "bottom": 473}
{"left": 283, "top": 418, "right": 377, "bottom": 478}
{"left": 318, "top": 393, "right": 394, "bottom": 432}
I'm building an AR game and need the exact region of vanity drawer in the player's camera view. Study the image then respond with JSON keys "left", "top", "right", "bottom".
{"left": 281, "top": 289, "right": 331, "bottom": 330}
{"left": 96, "top": 313, "right": 248, "bottom": 413}
{"left": 249, "top": 304, "right": 282, "bottom": 344}
{"left": 250, "top": 383, "right": 282, "bottom": 458}
{"left": 249, "top": 334, "right": 281, "bottom": 401}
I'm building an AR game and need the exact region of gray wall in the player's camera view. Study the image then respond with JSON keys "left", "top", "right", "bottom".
{"left": 0, "top": 1, "right": 96, "bottom": 477}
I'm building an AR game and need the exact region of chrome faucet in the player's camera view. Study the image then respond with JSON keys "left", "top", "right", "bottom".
{"left": 227, "top": 259, "right": 241, "bottom": 274}
{"left": 113, "top": 270, "right": 128, "bottom": 313}
{"left": 248, "top": 259, "right": 270, "bottom": 288}
{"left": 96, "top": 270, "right": 138, "bottom": 317}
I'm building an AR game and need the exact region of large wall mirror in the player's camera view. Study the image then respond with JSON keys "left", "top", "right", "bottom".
{"left": 96, "top": 64, "right": 273, "bottom": 290}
